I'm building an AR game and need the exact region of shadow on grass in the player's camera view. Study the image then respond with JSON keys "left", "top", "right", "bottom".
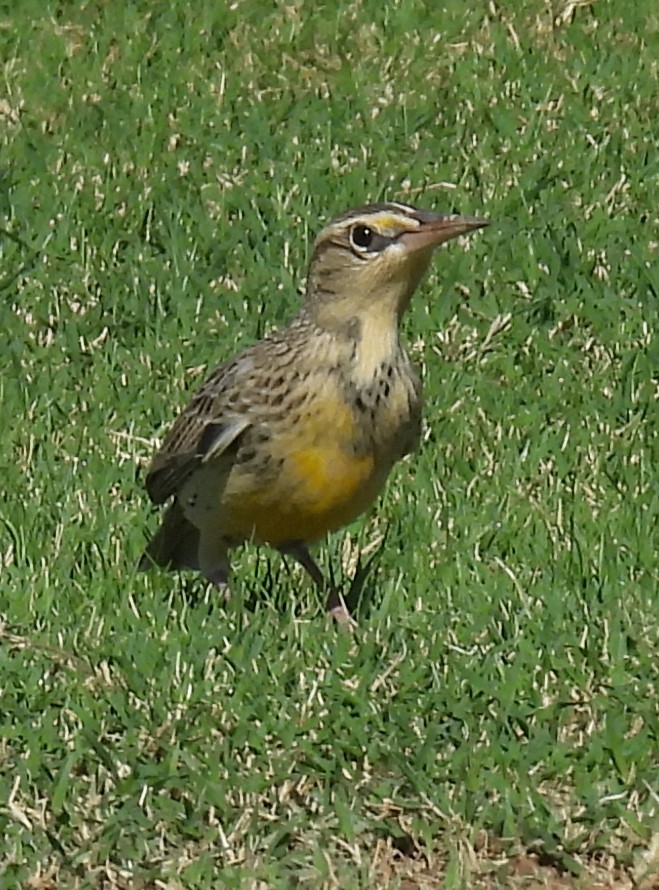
{"left": 165, "top": 529, "right": 390, "bottom": 626}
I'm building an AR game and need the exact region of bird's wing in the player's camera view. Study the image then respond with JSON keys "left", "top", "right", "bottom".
{"left": 145, "top": 355, "right": 254, "bottom": 505}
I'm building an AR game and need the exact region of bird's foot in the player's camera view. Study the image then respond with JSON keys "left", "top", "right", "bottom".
{"left": 326, "top": 587, "right": 357, "bottom": 629}
{"left": 206, "top": 567, "right": 232, "bottom": 601}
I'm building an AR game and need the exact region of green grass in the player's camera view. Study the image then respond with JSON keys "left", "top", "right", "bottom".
{"left": 1, "top": 1, "right": 658, "bottom": 887}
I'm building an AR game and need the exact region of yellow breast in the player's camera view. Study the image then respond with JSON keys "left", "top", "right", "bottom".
{"left": 220, "top": 392, "right": 387, "bottom": 546}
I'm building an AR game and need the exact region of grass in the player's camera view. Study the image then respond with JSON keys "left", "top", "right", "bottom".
{"left": 1, "top": 0, "right": 658, "bottom": 887}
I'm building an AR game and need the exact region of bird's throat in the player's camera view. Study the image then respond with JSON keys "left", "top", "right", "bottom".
{"left": 352, "top": 308, "right": 401, "bottom": 386}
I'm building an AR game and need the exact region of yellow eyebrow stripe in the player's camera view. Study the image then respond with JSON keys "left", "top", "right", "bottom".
{"left": 360, "top": 213, "right": 419, "bottom": 235}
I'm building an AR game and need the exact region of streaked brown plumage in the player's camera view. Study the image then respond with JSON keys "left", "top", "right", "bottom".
{"left": 140, "top": 200, "right": 488, "bottom": 622}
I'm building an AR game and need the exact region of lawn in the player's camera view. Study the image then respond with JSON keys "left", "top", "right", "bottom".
{"left": 1, "top": 1, "right": 658, "bottom": 887}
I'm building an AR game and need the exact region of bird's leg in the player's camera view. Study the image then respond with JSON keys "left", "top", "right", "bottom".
{"left": 281, "top": 543, "right": 355, "bottom": 627}
{"left": 199, "top": 534, "right": 232, "bottom": 600}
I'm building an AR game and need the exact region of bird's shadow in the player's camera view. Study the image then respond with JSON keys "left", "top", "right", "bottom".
{"left": 172, "top": 534, "right": 388, "bottom": 625}
{"left": 332, "top": 537, "right": 387, "bottom": 621}
{"left": 244, "top": 534, "right": 389, "bottom": 622}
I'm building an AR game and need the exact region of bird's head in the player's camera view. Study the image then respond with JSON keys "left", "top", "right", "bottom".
{"left": 304, "top": 201, "right": 488, "bottom": 333}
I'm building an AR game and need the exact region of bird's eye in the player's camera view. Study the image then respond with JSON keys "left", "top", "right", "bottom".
{"left": 350, "top": 225, "right": 374, "bottom": 250}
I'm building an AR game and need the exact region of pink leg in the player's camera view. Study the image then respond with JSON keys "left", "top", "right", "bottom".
{"left": 281, "top": 543, "right": 355, "bottom": 627}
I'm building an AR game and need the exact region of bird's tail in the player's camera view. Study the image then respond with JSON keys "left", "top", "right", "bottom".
{"left": 139, "top": 500, "right": 200, "bottom": 572}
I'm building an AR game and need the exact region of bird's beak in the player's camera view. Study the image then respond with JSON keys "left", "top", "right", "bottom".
{"left": 399, "top": 214, "right": 489, "bottom": 253}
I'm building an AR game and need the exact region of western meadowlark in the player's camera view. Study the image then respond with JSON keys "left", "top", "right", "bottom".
{"left": 140, "top": 200, "right": 488, "bottom": 622}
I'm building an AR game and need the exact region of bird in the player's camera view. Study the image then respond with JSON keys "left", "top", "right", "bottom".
{"left": 139, "top": 200, "right": 488, "bottom": 623}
